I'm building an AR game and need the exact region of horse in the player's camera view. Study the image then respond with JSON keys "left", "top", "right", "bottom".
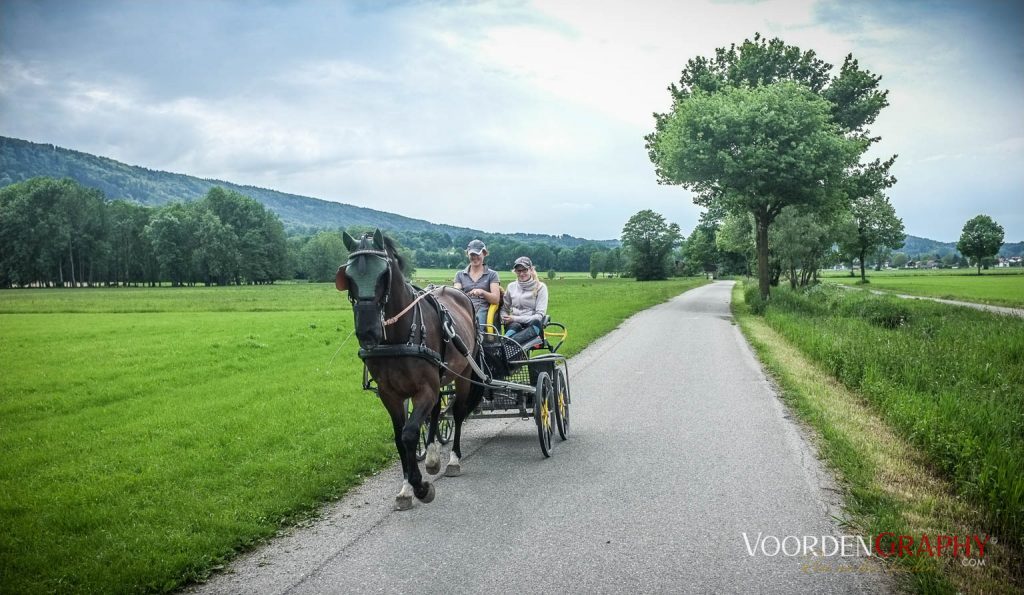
{"left": 337, "top": 229, "right": 485, "bottom": 510}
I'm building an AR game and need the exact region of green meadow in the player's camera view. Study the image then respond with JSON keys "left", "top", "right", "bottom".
{"left": 0, "top": 276, "right": 707, "bottom": 593}
{"left": 748, "top": 284, "right": 1024, "bottom": 555}
{"left": 821, "top": 268, "right": 1024, "bottom": 308}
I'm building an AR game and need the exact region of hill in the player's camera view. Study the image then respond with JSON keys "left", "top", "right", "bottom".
{"left": 900, "top": 234, "right": 1023, "bottom": 259}
{"left": 0, "top": 136, "right": 615, "bottom": 248}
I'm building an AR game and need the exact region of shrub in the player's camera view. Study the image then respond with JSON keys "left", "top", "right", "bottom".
{"left": 744, "top": 285, "right": 769, "bottom": 315}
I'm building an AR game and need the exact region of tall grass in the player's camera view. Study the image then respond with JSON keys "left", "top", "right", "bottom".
{"left": 0, "top": 277, "right": 707, "bottom": 593}
{"left": 750, "top": 284, "right": 1024, "bottom": 550}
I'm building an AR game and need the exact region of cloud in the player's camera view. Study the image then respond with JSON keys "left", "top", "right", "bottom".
{"left": 1, "top": 0, "right": 1021, "bottom": 240}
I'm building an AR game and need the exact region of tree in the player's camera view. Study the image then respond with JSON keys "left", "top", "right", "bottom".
{"left": 604, "top": 248, "right": 623, "bottom": 277}
{"left": 838, "top": 193, "right": 905, "bottom": 282}
{"left": 647, "top": 34, "right": 894, "bottom": 299}
{"left": 589, "top": 251, "right": 605, "bottom": 279}
{"left": 302, "top": 231, "right": 347, "bottom": 282}
{"left": 716, "top": 212, "right": 755, "bottom": 277}
{"left": 683, "top": 225, "right": 718, "bottom": 276}
{"left": 957, "top": 215, "right": 1004, "bottom": 275}
{"left": 621, "top": 209, "right": 682, "bottom": 281}
{"left": 649, "top": 81, "right": 860, "bottom": 296}
{"left": 892, "top": 252, "right": 908, "bottom": 268}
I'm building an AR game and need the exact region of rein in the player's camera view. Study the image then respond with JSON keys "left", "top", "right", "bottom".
{"left": 384, "top": 289, "right": 434, "bottom": 327}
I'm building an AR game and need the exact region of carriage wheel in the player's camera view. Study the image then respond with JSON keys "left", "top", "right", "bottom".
{"left": 534, "top": 372, "right": 554, "bottom": 457}
{"left": 407, "top": 399, "right": 428, "bottom": 461}
{"left": 438, "top": 392, "right": 454, "bottom": 445}
{"left": 554, "top": 367, "right": 570, "bottom": 440}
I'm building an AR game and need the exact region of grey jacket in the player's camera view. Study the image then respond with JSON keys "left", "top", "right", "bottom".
{"left": 502, "top": 281, "right": 548, "bottom": 326}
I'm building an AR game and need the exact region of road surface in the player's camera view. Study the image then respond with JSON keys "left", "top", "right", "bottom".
{"left": 192, "top": 281, "right": 890, "bottom": 594}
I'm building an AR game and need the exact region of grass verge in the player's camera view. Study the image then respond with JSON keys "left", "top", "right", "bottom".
{"left": 0, "top": 277, "right": 707, "bottom": 593}
{"left": 732, "top": 282, "right": 1022, "bottom": 593}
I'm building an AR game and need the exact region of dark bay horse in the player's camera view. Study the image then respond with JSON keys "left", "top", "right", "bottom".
{"left": 337, "top": 230, "right": 484, "bottom": 510}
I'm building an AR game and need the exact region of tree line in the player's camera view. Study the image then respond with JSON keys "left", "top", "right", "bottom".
{"left": 0, "top": 178, "right": 288, "bottom": 288}
{"left": 0, "top": 177, "right": 632, "bottom": 289}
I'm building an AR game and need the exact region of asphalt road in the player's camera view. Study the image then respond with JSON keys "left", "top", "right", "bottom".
{"left": 192, "top": 281, "right": 891, "bottom": 594}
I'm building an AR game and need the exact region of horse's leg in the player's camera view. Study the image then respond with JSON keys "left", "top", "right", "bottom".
{"left": 445, "top": 375, "right": 484, "bottom": 477}
{"left": 402, "top": 385, "right": 437, "bottom": 503}
{"left": 382, "top": 394, "right": 417, "bottom": 511}
{"left": 424, "top": 396, "right": 443, "bottom": 475}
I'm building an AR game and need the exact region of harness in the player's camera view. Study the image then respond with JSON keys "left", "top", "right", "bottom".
{"left": 346, "top": 244, "right": 477, "bottom": 381}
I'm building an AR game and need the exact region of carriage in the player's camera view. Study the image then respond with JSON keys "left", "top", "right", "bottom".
{"left": 341, "top": 229, "right": 574, "bottom": 509}
{"left": 362, "top": 299, "right": 572, "bottom": 458}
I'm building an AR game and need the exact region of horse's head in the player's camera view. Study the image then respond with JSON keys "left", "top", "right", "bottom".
{"left": 338, "top": 229, "right": 399, "bottom": 349}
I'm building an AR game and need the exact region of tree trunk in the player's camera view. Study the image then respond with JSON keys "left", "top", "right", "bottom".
{"left": 859, "top": 248, "right": 867, "bottom": 282}
{"left": 755, "top": 214, "right": 770, "bottom": 299}
{"left": 68, "top": 242, "right": 76, "bottom": 288}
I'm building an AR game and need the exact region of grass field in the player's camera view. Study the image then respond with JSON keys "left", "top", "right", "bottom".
{"left": 744, "top": 284, "right": 1024, "bottom": 557}
{"left": 732, "top": 284, "right": 1021, "bottom": 593}
{"left": 821, "top": 268, "right": 1024, "bottom": 308}
{"left": 0, "top": 276, "right": 707, "bottom": 593}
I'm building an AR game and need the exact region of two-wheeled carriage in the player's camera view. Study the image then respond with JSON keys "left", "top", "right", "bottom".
{"left": 362, "top": 301, "right": 571, "bottom": 457}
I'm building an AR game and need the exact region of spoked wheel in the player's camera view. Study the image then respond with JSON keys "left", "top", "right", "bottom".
{"left": 534, "top": 372, "right": 554, "bottom": 457}
{"left": 438, "top": 391, "right": 454, "bottom": 445}
{"left": 554, "top": 366, "right": 570, "bottom": 440}
{"left": 407, "top": 399, "right": 429, "bottom": 461}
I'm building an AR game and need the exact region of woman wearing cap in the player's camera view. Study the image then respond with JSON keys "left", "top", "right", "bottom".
{"left": 453, "top": 239, "right": 501, "bottom": 329}
{"left": 501, "top": 256, "right": 548, "bottom": 346}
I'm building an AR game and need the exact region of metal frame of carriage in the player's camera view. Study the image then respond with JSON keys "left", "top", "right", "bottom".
{"left": 362, "top": 301, "right": 572, "bottom": 458}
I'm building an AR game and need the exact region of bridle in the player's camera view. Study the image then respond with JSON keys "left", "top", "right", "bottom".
{"left": 345, "top": 248, "right": 394, "bottom": 338}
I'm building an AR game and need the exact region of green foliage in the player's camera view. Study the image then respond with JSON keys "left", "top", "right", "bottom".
{"left": 547, "top": 268, "right": 557, "bottom": 280}
{"left": 758, "top": 285, "right": 1024, "bottom": 549}
{"left": 957, "top": 214, "right": 1005, "bottom": 275}
{"left": 620, "top": 209, "right": 682, "bottom": 281}
{"left": 743, "top": 284, "right": 769, "bottom": 315}
{"left": 0, "top": 179, "right": 290, "bottom": 287}
{"left": 647, "top": 34, "right": 895, "bottom": 300}
{"left": 0, "top": 277, "right": 707, "bottom": 592}
{"left": 837, "top": 192, "right": 905, "bottom": 281}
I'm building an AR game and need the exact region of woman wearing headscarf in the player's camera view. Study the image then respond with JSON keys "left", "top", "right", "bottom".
{"left": 501, "top": 256, "right": 548, "bottom": 346}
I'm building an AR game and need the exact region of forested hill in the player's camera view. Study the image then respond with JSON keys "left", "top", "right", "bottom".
{"left": 900, "top": 234, "right": 1023, "bottom": 258}
{"left": 0, "top": 136, "right": 612, "bottom": 247}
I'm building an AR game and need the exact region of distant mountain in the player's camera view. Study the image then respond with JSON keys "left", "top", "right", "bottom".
{"left": 0, "top": 136, "right": 616, "bottom": 247}
{"left": 899, "top": 234, "right": 1022, "bottom": 258}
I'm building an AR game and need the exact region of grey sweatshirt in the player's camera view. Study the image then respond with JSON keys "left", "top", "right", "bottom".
{"left": 502, "top": 280, "right": 548, "bottom": 326}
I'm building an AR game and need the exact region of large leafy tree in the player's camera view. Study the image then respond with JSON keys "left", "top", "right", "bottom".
{"left": 957, "top": 215, "right": 1004, "bottom": 275}
{"left": 647, "top": 34, "right": 895, "bottom": 299}
{"left": 621, "top": 209, "right": 682, "bottom": 281}
{"left": 649, "top": 81, "right": 860, "bottom": 297}
{"left": 838, "top": 193, "right": 905, "bottom": 282}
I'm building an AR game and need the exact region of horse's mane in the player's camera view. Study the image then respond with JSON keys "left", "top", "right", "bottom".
{"left": 382, "top": 235, "right": 407, "bottom": 275}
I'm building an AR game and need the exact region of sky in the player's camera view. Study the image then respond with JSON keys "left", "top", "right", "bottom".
{"left": 1, "top": 0, "right": 1022, "bottom": 241}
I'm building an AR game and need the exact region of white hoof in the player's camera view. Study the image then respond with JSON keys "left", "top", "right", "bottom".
{"left": 425, "top": 442, "right": 441, "bottom": 475}
{"left": 395, "top": 495, "right": 413, "bottom": 510}
{"left": 445, "top": 452, "right": 462, "bottom": 477}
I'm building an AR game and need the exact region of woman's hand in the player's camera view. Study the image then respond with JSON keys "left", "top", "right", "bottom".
{"left": 501, "top": 314, "right": 512, "bottom": 324}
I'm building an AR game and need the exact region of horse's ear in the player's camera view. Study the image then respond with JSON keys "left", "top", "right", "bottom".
{"left": 342, "top": 232, "right": 358, "bottom": 252}
{"left": 372, "top": 229, "right": 384, "bottom": 251}
{"left": 335, "top": 265, "right": 349, "bottom": 292}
